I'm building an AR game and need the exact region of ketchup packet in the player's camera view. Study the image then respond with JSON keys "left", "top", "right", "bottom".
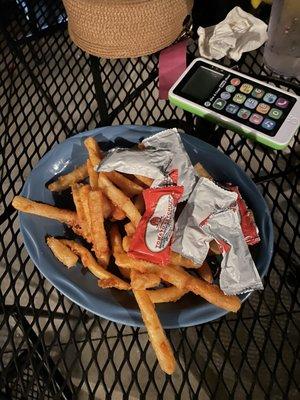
{"left": 227, "top": 184, "right": 260, "bottom": 245}
{"left": 128, "top": 185, "right": 184, "bottom": 265}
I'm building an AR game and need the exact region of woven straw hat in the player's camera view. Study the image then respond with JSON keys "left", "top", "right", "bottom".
{"left": 63, "top": 0, "right": 193, "bottom": 59}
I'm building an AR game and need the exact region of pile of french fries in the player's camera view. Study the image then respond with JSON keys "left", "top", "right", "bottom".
{"left": 12, "top": 137, "right": 241, "bottom": 375}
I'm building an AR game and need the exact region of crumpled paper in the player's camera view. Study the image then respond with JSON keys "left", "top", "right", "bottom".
{"left": 198, "top": 6, "right": 268, "bottom": 61}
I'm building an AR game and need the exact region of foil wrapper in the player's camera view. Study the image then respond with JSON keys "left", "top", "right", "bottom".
{"left": 96, "top": 147, "right": 172, "bottom": 180}
{"left": 172, "top": 177, "right": 238, "bottom": 264}
{"left": 142, "top": 129, "right": 196, "bottom": 201}
{"left": 172, "top": 177, "right": 263, "bottom": 295}
{"left": 201, "top": 210, "right": 263, "bottom": 295}
{"left": 227, "top": 184, "right": 260, "bottom": 245}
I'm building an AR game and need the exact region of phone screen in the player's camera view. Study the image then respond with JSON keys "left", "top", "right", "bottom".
{"left": 181, "top": 66, "right": 224, "bottom": 101}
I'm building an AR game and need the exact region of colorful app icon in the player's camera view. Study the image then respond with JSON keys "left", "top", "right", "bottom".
{"left": 263, "top": 93, "right": 277, "bottom": 104}
{"left": 240, "top": 83, "right": 253, "bottom": 94}
{"left": 252, "top": 88, "right": 265, "bottom": 99}
{"left": 213, "top": 98, "right": 226, "bottom": 110}
{"left": 249, "top": 113, "right": 263, "bottom": 125}
{"left": 269, "top": 108, "right": 283, "bottom": 120}
{"left": 244, "top": 98, "right": 258, "bottom": 109}
{"left": 230, "top": 78, "right": 241, "bottom": 86}
{"left": 220, "top": 91, "right": 231, "bottom": 100}
{"left": 237, "top": 108, "right": 251, "bottom": 120}
{"left": 275, "top": 97, "right": 290, "bottom": 109}
{"left": 262, "top": 118, "right": 276, "bottom": 130}
{"left": 256, "top": 103, "right": 270, "bottom": 114}
{"left": 225, "top": 85, "right": 236, "bottom": 93}
{"left": 225, "top": 103, "right": 239, "bottom": 114}
{"left": 233, "top": 93, "right": 246, "bottom": 104}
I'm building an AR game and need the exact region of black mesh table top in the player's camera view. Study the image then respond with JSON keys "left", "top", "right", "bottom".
{"left": 0, "top": 2, "right": 299, "bottom": 399}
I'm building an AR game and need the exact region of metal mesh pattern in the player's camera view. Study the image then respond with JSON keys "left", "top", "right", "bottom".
{"left": 0, "top": 2, "right": 299, "bottom": 399}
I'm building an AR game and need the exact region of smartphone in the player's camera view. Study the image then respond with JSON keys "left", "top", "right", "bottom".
{"left": 169, "top": 58, "right": 300, "bottom": 149}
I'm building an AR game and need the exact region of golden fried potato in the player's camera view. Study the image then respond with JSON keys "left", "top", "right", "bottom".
{"left": 147, "top": 286, "right": 187, "bottom": 304}
{"left": 133, "top": 289, "right": 176, "bottom": 374}
{"left": 98, "top": 173, "right": 141, "bottom": 227}
{"left": 88, "top": 190, "right": 110, "bottom": 266}
{"left": 197, "top": 262, "right": 213, "bottom": 283}
{"left": 86, "top": 159, "right": 98, "bottom": 189}
{"left": 194, "top": 162, "right": 212, "bottom": 180}
{"left": 62, "top": 239, "right": 129, "bottom": 290}
{"left": 12, "top": 196, "right": 78, "bottom": 227}
{"left": 48, "top": 164, "right": 88, "bottom": 192}
{"left": 130, "top": 270, "right": 161, "bottom": 290}
{"left": 47, "top": 237, "right": 78, "bottom": 268}
{"left": 84, "top": 137, "right": 103, "bottom": 167}
{"left": 104, "top": 171, "right": 143, "bottom": 197}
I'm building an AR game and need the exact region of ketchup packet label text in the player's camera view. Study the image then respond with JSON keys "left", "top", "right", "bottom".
{"left": 129, "top": 186, "right": 184, "bottom": 265}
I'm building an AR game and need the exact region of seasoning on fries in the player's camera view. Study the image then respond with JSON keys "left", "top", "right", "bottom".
{"left": 13, "top": 129, "right": 264, "bottom": 375}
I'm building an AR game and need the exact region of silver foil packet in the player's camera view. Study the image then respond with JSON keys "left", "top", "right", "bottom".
{"left": 96, "top": 147, "right": 172, "bottom": 180}
{"left": 201, "top": 210, "right": 263, "bottom": 295}
{"left": 172, "top": 177, "right": 238, "bottom": 264}
{"left": 142, "top": 129, "right": 196, "bottom": 201}
{"left": 172, "top": 177, "right": 263, "bottom": 295}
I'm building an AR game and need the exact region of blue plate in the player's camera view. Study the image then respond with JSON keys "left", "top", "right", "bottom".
{"left": 20, "top": 125, "right": 273, "bottom": 328}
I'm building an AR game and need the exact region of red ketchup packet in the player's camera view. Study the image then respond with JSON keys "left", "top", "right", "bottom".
{"left": 227, "top": 184, "right": 260, "bottom": 245}
{"left": 128, "top": 185, "right": 184, "bottom": 265}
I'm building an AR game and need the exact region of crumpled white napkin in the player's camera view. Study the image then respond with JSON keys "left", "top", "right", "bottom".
{"left": 198, "top": 6, "right": 268, "bottom": 61}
